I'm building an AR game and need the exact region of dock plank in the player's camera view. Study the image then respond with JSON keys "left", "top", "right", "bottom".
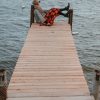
{"left": 7, "top": 96, "right": 94, "bottom": 100}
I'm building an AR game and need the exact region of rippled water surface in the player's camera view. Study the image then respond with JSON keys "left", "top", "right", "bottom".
{"left": 0, "top": 0, "right": 100, "bottom": 94}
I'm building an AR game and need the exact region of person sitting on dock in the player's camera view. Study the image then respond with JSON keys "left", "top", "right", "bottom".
{"left": 33, "top": 0, "right": 70, "bottom": 26}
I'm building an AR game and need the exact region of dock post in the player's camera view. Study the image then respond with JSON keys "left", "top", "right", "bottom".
{"left": 94, "top": 70, "right": 100, "bottom": 100}
{"left": 68, "top": 9, "right": 73, "bottom": 31}
{"left": 0, "top": 69, "right": 7, "bottom": 100}
{"left": 30, "top": 5, "right": 34, "bottom": 27}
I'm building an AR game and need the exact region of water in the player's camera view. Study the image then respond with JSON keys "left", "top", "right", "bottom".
{"left": 0, "top": 0, "right": 100, "bottom": 94}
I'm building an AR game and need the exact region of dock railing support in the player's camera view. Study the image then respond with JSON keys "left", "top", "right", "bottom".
{"left": 94, "top": 70, "right": 100, "bottom": 100}
{"left": 68, "top": 9, "right": 73, "bottom": 31}
{"left": 0, "top": 69, "right": 7, "bottom": 100}
{"left": 30, "top": 5, "right": 34, "bottom": 27}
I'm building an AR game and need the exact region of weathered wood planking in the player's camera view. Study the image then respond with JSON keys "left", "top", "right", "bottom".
{"left": 7, "top": 22, "right": 94, "bottom": 100}
{"left": 7, "top": 96, "right": 94, "bottom": 100}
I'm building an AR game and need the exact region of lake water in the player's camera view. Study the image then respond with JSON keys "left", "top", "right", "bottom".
{"left": 0, "top": 0, "right": 100, "bottom": 94}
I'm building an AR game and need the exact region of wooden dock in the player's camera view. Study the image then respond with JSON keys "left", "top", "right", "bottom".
{"left": 6, "top": 22, "right": 94, "bottom": 100}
